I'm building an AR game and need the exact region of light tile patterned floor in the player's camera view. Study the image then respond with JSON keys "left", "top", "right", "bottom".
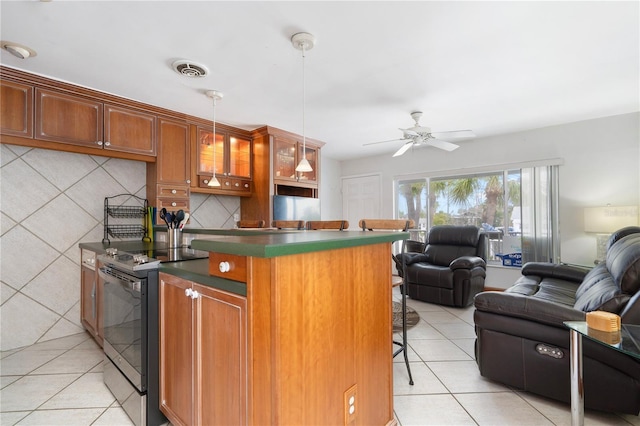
{"left": 1, "top": 290, "right": 639, "bottom": 425}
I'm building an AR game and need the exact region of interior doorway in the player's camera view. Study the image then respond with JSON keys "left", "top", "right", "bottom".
{"left": 342, "top": 174, "right": 381, "bottom": 229}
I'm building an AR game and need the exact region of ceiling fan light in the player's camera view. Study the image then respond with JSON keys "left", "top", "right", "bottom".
{"left": 295, "top": 158, "right": 313, "bottom": 172}
{"left": 207, "top": 176, "right": 221, "bottom": 187}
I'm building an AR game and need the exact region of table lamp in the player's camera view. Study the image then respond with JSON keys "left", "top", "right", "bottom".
{"left": 584, "top": 205, "right": 638, "bottom": 263}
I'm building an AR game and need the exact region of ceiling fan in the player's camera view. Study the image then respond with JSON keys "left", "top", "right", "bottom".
{"left": 364, "top": 111, "right": 475, "bottom": 157}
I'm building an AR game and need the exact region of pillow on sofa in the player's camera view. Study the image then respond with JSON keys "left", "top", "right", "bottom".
{"left": 573, "top": 264, "right": 630, "bottom": 312}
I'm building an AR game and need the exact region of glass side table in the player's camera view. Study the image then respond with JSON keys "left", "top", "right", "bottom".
{"left": 563, "top": 321, "right": 640, "bottom": 426}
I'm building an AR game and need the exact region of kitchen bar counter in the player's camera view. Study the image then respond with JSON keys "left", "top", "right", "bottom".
{"left": 169, "top": 228, "right": 408, "bottom": 426}
{"left": 190, "top": 229, "right": 407, "bottom": 258}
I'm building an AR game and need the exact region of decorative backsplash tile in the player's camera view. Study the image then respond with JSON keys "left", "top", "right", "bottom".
{"left": 0, "top": 144, "right": 238, "bottom": 351}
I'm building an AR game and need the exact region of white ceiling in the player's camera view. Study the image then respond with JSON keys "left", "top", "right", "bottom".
{"left": 1, "top": 1, "right": 638, "bottom": 161}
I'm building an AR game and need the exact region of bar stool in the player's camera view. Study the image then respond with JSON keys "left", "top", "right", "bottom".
{"left": 359, "top": 219, "right": 414, "bottom": 385}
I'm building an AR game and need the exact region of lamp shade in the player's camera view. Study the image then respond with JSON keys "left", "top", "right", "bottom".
{"left": 584, "top": 206, "right": 638, "bottom": 233}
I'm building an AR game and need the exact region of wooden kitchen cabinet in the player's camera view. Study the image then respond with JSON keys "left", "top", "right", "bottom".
{"left": 240, "top": 126, "right": 324, "bottom": 224}
{"left": 0, "top": 79, "right": 33, "bottom": 138}
{"left": 159, "top": 273, "right": 247, "bottom": 426}
{"left": 103, "top": 104, "right": 156, "bottom": 155}
{"left": 155, "top": 118, "right": 190, "bottom": 185}
{"left": 34, "top": 88, "right": 156, "bottom": 155}
{"left": 273, "top": 135, "right": 319, "bottom": 185}
{"left": 147, "top": 118, "right": 190, "bottom": 223}
{"left": 80, "top": 250, "right": 103, "bottom": 347}
{"left": 35, "top": 88, "right": 103, "bottom": 147}
{"left": 191, "top": 123, "right": 253, "bottom": 196}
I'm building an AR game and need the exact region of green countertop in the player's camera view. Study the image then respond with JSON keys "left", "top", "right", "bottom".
{"left": 190, "top": 230, "right": 409, "bottom": 258}
{"left": 152, "top": 226, "right": 295, "bottom": 236}
{"left": 79, "top": 230, "right": 407, "bottom": 295}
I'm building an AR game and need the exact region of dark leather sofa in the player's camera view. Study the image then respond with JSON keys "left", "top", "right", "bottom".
{"left": 396, "top": 225, "right": 488, "bottom": 307}
{"left": 474, "top": 226, "right": 640, "bottom": 414}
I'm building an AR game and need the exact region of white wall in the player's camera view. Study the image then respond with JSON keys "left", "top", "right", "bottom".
{"left": 334, "top": 113, "right": 639, "bottom": 277}
{"left": 319, "top": 156, "right": 343, "bottom": 220}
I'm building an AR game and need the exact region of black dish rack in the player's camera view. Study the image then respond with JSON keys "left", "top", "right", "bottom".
{"left": 103, "top": 194, "right": 151, "bottom": 243}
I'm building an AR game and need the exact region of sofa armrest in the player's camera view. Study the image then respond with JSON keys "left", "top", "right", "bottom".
{"left": 474, "top": 291, "right": 585, "bottom": 328}
{"left": 405, "top": 239, "right": 426, "bottom": 253}
{"left": 521, "top": 262, "right": 589, "bottom": 283}
{"left": 451, "top": 256, "right": 486, "bottom": 270}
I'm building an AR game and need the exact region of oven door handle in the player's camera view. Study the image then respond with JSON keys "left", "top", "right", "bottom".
{"left": 98, "top": 267, "right": 142, "bottom": 293}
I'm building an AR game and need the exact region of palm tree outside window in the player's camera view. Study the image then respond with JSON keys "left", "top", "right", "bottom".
{"left": 396, "top": 166, "right": 558, "bottom": 265}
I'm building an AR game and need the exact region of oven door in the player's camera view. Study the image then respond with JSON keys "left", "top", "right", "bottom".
{"left": 99, "top": 264, "right": 147, "bottom": 392}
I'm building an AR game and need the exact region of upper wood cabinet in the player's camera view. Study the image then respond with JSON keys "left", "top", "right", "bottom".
{"left": 35, "top": 88, "right": 103, "bottom": 146}
{"left": 241, "top": 126, "right": 324, "bottom": 223}
{"left": 0, "top": 80, "right": 33, "bottom": 138}
{"left": 146, "top": 118, "right": 191, "bottom": 224}
{"left": 273, "top": 136, "right": 319, "bottom": 185}
{"left": 156, "top": 118, "right": 190, "bottom": 185}
{"left": 104, "top": 104, "right": 156, "bottom": 155}
{"left": 191, "top": 123, "right": 253, "bottom": 196}
{"left": 34, "top": 88, "right": 156, "bottom": 155}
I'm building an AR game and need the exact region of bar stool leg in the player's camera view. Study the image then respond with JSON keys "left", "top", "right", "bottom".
{"left": 392, "top": 248, "right": 413, "bottom": 385}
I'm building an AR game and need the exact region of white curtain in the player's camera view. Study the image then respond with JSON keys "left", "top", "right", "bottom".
{"left": 520, "top": 165, "right": 560, "bottom": 263}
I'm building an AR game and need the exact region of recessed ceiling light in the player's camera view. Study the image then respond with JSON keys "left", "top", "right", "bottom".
{"left": 1, "top": 41, "right": 37, "bottom": 59}
{"left": 171, "top": 60, "right": 209, "bottom": 77}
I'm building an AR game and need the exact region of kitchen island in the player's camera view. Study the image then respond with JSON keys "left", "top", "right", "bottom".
{"left": 160, "top": 230, "right": 407, "bottom": 426}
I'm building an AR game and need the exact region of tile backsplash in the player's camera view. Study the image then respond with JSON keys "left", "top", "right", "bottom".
{"left": 0, "top": 144, "right": 238, "bottom": 351}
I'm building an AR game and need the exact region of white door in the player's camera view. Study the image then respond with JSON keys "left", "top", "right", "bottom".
{"left": 342, "top": 174, "right": 381, "bottom": 230}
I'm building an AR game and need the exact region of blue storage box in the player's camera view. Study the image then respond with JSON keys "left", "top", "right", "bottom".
{"left": 496, "top": 253, "right": 522, "bottom": 267}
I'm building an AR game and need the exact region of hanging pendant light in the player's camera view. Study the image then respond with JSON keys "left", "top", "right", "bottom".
{"left": 292, "top": 32, "right": 315, "bottom": 173}
{"left": 206, "top": 90, "right": 223, "bottom": 187}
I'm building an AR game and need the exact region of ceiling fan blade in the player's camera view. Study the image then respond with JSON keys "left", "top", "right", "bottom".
{"left": 427, "top": 138, "right": 459, "bottom": 151}
{"left": 363, "top": 138, "right": 407, "bottom": 147}
{"left": 392, "top": 142, "right": 414, "bottom": 157}
{"left": 430, "top": 129, "right": 475, "bottom": 139}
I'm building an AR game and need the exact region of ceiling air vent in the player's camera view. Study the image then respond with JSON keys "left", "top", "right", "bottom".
{"left": 172, "top": 60, "right": 209, "bottom": 77}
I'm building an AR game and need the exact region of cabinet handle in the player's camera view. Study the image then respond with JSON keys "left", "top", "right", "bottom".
{"left": 203, "top": 179, "right": 209, "bottom": 184}
{"left": 244, "top": 183, "right": 249, "bottom": 188}
{"left": 91, "top": 282, "right": 96, "bottom": 320}
{"left": 191, "top": 290, "right": 200, "bottom": 299}
{"left": 186, "top": 179, "right": 191, "bottom": 184}
{"left": 96, "top": 141, "right": 103, "bottom": 146}
{"left": 171, "top": 202, "right": 177, "bottom": 207}
{"left": 225, "top": 181, "right": 230, "bottom": 186}
{"left": 104, "top": 141, "right": 111, "bottom": 147}
{"left": 185, "top": 288, "right": 192, "bottom": 297}
{"left": 171, "top": 189, "right": 177, "bottom": 194}
{"left": 219, "top": 261, "right": 231, "bottom": 273}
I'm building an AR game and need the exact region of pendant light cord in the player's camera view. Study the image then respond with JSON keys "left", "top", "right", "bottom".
{"left": 302, "top": 43, "right": 306, "bottom": 156}
{"left": 212, "top": 96, "right": 216, "bottom": 176}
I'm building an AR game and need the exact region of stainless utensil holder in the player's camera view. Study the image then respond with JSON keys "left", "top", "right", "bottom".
{"left": 167, "top": 228, "right": 181, "bottom": 248}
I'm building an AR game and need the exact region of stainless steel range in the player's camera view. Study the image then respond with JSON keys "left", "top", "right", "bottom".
{"left": 97, "top": 247, "right": 208, "bottom": 426}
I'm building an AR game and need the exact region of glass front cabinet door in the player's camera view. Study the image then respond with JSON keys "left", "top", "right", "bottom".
{"left": 273, "top": 136, "right": 318, "bottom": 184}
{"left": 195, "top": 125, "right": 252, "bottom": 195}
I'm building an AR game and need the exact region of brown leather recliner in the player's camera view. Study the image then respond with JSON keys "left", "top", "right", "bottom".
{"left": 473, "top": 226, "right": 640, "bottom": 415}
{"left": 395, "top": 225, "right": 488, "bottom": 307}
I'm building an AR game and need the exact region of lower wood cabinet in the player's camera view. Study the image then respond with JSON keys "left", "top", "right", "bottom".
{"left": 80, "top": 252, "right": 103, "bottom": 347}
{"left": 159, "top": 272, "right": 247, "bottom": 426}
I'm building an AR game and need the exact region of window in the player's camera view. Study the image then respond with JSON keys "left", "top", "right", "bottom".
{"left": 396, "top": 164, "right": 559, "bottom": 266}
